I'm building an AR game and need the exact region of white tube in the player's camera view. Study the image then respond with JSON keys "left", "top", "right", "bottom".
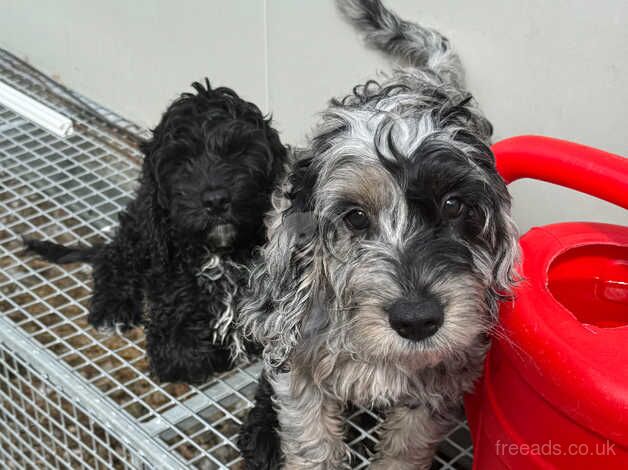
{"left": 0, "top": 80, "right": 74, "bottom": 138}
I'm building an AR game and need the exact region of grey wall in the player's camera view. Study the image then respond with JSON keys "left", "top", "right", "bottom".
{"left": 1, "top": 0, "right": 626, "bottom": 231}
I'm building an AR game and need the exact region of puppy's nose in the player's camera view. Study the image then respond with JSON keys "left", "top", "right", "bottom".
{"left": 387, "top": 296, "right": 444, "bottom": 341}
{"left": 202, "top": 188, "right": 230, "bottom": 213}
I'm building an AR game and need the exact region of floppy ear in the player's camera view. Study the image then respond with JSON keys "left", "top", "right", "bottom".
{"left": 140, "top": 89, "right": 193, "bottom": 210}
{"left": 138, "top": 134, "right": 180, "bottom": 264}
{"left": 491, "top": 207, "right": 520, "bottom": 297}
{"left": 142, "top": 140, "right": 187, "bottom": 210}
{"left": 238, "top": 153, "right": 323, "bottom": 368}
{"left": 465, "top": 143, "right": 520, "bottom": 304}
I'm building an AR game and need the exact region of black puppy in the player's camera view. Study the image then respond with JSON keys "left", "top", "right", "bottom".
{"left": 237, "top": 373, "right": 282, "bottom": 470}
{"left": 25, "top": 80, "right": 287, "bottom": 383}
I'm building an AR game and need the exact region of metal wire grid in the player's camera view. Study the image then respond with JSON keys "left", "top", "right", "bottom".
{"left": 0, "top": 48, "right": 150, "bottom": 158}
{"left": 0, "top": 339, "right": 155, "bottom": 470}
{"left": 0, "top": 58, "right": 473, "bottom": 469}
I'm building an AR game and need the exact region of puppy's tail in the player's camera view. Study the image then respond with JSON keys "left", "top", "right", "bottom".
{"left": 23, "top": 237, "right": 100, "bottom": 264}
{"left": 337, "top": 0, "right": 464, "bottom": 86}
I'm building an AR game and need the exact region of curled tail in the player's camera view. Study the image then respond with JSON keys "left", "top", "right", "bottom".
{"left": 23, "top": 237, "right": 100, "bottom": 264}
{"left": 337, "top": 0, "right": 464, "bottom": 86}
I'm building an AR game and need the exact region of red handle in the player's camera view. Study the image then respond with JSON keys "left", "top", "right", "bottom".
{"left": 492, "top": 135, "right": 628, "bottom": 209}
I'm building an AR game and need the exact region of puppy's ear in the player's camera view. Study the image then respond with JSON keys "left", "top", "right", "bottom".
{"left": 139, "top": 134, "right": 177, "bottom": 262}
{"left": 144, "top": 142, "right": 186, "bottom": 209}
{"left": 238, "top": 155, "right": 322, "bottom": 367}
{"left": 141, "top": 96, "right": 190, "bottom": 210}
{"left": 465, "top": 146, "right": 520, "bottom": 302}
{"left": 289, "top": 151, "right": 317, "bottom": 212}
{"left": 265, "top": 125, "right": 289, "bottom": 178}
{"left": 490, "top": 206, "right": 520, "bottom": 300}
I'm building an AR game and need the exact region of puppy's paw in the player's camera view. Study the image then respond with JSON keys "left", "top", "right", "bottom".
{"left": 237, "top": 416, "right": 282, "bottom": 470}
{"left": 87, "top": 297, "right": 143, "bottom": 332}
{"left": 371, "top": 457, "right": 432, "bottom": 470}
{"left": 238, "top": 373, "right": 282, "bottom": 470}
{"left": 90, "top": 321, "right": 139, "bottom": 337}
{"left": 149, "top": 345, "right": 235, "bottom": 384}
{"left": 88, "top": 312, "right": 137, "bottom": 333}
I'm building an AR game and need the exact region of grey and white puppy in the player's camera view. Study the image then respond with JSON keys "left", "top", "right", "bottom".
{"left": 239, "top": 0, "right": 519, "bottom": 468}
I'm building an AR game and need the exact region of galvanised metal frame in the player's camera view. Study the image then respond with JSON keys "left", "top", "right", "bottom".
{"left": 0, "top": 49, "right": 473, "bottom": 469}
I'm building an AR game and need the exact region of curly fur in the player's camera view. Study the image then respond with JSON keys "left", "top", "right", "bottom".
{"left": 238, "top": 1, "right": 519, "bottom": 468}
{"left": 24, "top": 79, "right": 287, "bottom": 384}
{"left": 237, "top": 372, "right": 283, "bottom": 470}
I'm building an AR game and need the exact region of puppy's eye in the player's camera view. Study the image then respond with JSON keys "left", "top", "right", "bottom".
{"left": 442, "top": 197, "right": 464, "bottom": 219}
{"left": 344, "top": 209, "right": 369, "bottom": 231}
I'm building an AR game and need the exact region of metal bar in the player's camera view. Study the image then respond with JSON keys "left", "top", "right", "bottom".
{"left": 141, "top": 361, "right": 262, "bottom": 437}
{"left": 0, "top": 316, "right": 187, "bottom": 470}
{"left": 0, "top": 80, "right": 74, "bottom": 138}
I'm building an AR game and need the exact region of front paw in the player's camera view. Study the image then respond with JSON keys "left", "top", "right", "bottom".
{"left": 87, "top": 296, "right": 143, "bottom": 332}
{"left": 238, "top": 420, "right": 282, "bottom": 470}
{"left": 149, "top": 345, "right": 234, "bottom": 384}
{"left": 371, "top": 457, "right": 431, "bottom": 470}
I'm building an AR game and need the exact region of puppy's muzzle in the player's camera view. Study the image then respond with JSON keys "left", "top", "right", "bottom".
{"left": 387, "top": 295, "right": 444, "bottom": 341}
{"left": 208, "top": 223, "right": 237, "bottom": 250}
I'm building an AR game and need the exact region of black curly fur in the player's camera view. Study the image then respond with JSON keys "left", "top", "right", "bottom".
{"left": 238, "top": 373, "right": 282, "bottom": 470}
{"left": 24, "top": 79, "right": 287, "bottom": 384}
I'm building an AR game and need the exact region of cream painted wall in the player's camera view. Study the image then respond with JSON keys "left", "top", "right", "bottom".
{"left": 1, "top": 0, "right": 269, "bottom": 126}
{"left": 1, "top": 0, "right": 626, "bottom": 231}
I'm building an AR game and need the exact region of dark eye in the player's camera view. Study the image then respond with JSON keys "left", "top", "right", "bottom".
{"left": 442, "top": 197, "right": 464, "bottom": 219}
{"left": 344, "top": 209, "right": 369, "bottom": 231}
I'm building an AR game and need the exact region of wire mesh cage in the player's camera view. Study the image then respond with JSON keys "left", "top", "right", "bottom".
{"left": 0, "top": 49, "right": 474, "bottom": 470}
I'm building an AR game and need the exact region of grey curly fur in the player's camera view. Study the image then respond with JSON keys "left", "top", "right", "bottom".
{"left": 238, "top": 1, "right": 519, "bottom": 468}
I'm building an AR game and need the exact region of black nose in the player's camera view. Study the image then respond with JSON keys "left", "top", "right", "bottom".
{"left": 202, "top": 188, "right": 230, "bottom": 213}
{"left": 387, "top": 296, "right": 444, "bottom": 341}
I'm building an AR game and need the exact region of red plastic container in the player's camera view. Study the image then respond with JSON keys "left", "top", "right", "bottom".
{"left": 465, "top": 136, "right": 628, "bottom": 469}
